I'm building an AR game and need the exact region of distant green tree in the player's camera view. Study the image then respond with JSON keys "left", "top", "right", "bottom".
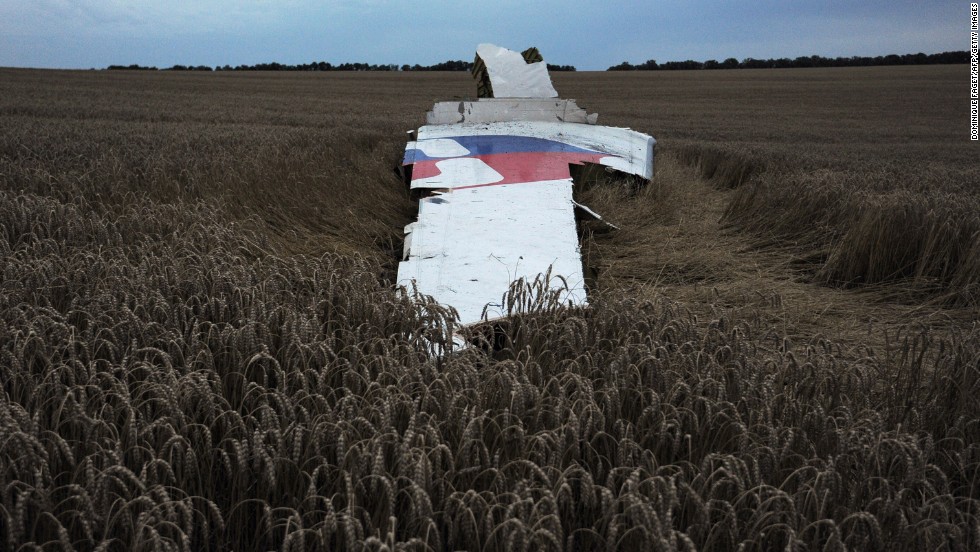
{"left": 107, "top": 64, "right": 157, "bottom": 70}
{"left": 608, "top": 61, "right": 635, "bottom": 71}
{"left": 662, "top": 60, "right": 701, "bottom": 70}
{"left": 740, "top": 58, "right": 769, "bottom": 69}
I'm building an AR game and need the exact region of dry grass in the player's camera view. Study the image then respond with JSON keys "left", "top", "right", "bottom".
{"left": 554, "top": 66, "right": 979, "bottom": 304}
{"left": 579, "top": 154, "right": 976, "bottom": 352}
{"left": 0, "top": 66, "right": 978, "bottom": 551}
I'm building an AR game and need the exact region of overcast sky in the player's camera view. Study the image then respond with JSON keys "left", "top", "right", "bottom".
{"left": 0, "top": 1, "right": 967, "bottom": 70}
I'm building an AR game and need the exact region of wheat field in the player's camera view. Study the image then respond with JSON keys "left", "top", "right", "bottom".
{"left": 0, "top": 66, "right": 978, "bottom": 551}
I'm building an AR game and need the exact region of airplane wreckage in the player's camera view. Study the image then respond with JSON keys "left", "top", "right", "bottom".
{"left": 398, "top": 44, "right": 655, "bottom": 346}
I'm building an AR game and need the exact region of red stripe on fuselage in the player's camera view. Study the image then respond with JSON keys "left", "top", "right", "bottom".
{"left": 410, "top": 152, "right": 608, "bottom": 188}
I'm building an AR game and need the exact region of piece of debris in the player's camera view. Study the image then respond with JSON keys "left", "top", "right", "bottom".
{"left": 398, "top": 43, "right": 656, "bottom": 338}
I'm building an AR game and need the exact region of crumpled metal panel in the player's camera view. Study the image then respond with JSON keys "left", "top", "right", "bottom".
{"left": 426, "top": 99, "right": 596, "bottom": 125}
{"left": 473, "top": 43, "right": 558, "bottom": 98}
{"left": 397, "top": 44, "right": 656, "bottom": 332}
{"left": 398, "top": 180, "right": 585, "bottom": 325}
{"left": 404, "top": 121, "right": 655, "bottom": 185}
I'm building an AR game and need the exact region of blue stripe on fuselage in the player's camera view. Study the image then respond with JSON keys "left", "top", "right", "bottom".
{"left": 404, "top": 135, "right": 601, "bottom": 164}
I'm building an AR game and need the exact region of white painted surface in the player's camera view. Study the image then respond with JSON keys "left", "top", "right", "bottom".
{"left": 397, "top": 180, "right": 586, "bottom": 325}
{"left": 414, "top": 138, "right": 471, "bottom": 158}
{"left": 476, "top": 43, "right": 558, "bottom": 98}
{"left": 410, "top": 157, "right": 504, "bottom": 189}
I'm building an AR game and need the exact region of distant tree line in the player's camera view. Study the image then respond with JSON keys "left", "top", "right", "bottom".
{"left": 400, "top": 60, "right": 471, "bottom": 72}
{"left": 106, "top": 60, "right": 577, "bottom": 72}
{"left": 221, "top": 62, "right": 401, "bottom": 71}
{"left": 608, "top": 51, "right": 968, "bottom": 71}
{"left": 106, "top": 64, "right": 163, "bottom": 70}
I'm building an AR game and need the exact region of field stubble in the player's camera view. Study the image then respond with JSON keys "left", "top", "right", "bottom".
{"left": 556, "top": 66, "right": 978, "bottom": 305}
{"left": 0, "top": 67, "right": 978, "bottom": 550}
